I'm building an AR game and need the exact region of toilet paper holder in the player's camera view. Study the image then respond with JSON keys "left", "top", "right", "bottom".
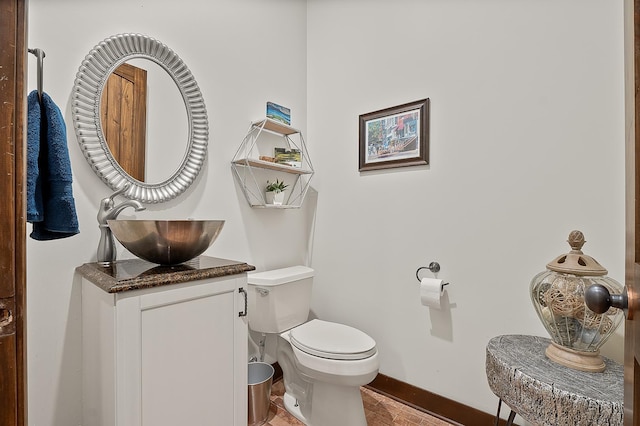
{"left": 416, "top": 262, "right": 450, "bottom": 288}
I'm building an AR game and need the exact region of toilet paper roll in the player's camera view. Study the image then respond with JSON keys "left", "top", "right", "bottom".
{"left": 420, "top": 277, "right": 444, "bottom": 309}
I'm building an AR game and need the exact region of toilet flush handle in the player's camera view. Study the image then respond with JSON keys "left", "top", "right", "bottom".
{"left": 256, "top": 287, "right": 270, "bottom": 297}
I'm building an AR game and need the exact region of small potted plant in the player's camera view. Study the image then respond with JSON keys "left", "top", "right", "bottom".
{"left": 265, "top": 179, "right": 288, "bottom": 205}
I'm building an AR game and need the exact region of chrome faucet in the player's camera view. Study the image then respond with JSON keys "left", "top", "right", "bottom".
{"left": 97, "top": 186, "right": 145, "bottom": 265}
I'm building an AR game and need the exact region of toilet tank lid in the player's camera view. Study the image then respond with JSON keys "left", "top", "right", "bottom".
{"left": 247, "top": 265, "right": 314, "bottom": 286}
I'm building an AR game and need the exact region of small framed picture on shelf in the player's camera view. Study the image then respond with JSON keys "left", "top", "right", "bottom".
{"left": 267, "top": 102, "right": 291, "bottom": 125}
{"left": 274, "top": 148, "right": 301, "bottom": 168}
{"left": 359, "top": 98, "right": 429, "bottom": 172}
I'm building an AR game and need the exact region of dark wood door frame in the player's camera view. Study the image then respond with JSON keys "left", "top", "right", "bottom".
{"left": 0, "top": 0, "right": 27, "bottom": 425}
{"left": 627, "top": 0, "right": 640, "bottom": 424}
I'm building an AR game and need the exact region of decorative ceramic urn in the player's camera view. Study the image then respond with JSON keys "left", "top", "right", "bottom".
{"left": 529, "top": 230, "right": 624, "bottom": 372}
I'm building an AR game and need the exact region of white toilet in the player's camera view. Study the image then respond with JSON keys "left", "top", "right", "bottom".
{"left": 247, "top": 266, "right": 379, "bottom": 426}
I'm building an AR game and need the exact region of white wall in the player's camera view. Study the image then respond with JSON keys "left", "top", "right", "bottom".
{"left": 27, "top": 1, "right": 308, "bottom": 424}
{"left": 306, "top": 0, "right": 625, "bottom": 421}
{"left": 26, "top": 0, "right": 625, "bottom": 424}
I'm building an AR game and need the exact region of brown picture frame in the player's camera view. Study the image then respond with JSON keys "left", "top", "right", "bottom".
{"left": 359, "top": 99, "right": 429, "bottom": 171}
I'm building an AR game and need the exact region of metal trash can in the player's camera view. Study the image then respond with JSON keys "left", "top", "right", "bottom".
{"left": 248, "top": 362, "right": 274, "bottom": 426}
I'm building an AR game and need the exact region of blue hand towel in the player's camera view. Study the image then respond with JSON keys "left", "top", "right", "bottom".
{"left": 27, "top": 91, "right": 43, "bottom": 222}
{"left": 27, "top": 90, "right": 80, "bottom": 241}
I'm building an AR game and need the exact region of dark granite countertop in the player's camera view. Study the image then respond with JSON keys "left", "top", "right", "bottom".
{"left": 76, "top": 256, "right": 255, "bottom": 293}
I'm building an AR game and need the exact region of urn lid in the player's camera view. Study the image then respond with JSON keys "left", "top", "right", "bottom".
{"left": 546, "top": 230, "right": 607, "bottom": 276}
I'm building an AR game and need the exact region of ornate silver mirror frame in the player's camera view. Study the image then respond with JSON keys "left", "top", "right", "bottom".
{"left": 72, "top": 33, "right": 208, "bottom": 203}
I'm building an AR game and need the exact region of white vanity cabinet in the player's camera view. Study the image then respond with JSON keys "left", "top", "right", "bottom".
{"left": 79, "top": 258, "right": 252, "bottom": 426}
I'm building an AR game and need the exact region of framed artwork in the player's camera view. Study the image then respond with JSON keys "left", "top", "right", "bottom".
{"left": 266, "top": 101, "right": 291, "bottom": 125}
{"left": 274, "top": 147, "right": 302, "bottom": 168}
{"left": 359, "top": 98, "right": 429, "bottom": 171}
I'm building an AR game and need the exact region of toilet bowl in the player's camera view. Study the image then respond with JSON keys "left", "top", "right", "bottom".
{"left": 247, "top": 266, "right": 379, "bottom": 426}
{"left": 277, "top": 320, "right": 379, "bottom": 425}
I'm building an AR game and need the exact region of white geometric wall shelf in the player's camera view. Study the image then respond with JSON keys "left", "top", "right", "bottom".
{"left": 231, "top": 118, "right": 314, "bottom": 208}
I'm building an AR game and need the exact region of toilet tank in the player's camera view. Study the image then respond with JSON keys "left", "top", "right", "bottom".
{"left": 247, "top": 266, "right": 314, "bottom": 333}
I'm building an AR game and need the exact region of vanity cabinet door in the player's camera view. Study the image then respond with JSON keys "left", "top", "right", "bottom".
{"left": 82, "top": 275, "right": 248, "bottom": 426}
{"left": 138, "top": 279, "right": 241, "bottom": 425}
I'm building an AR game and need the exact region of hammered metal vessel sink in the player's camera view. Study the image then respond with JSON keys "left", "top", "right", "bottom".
{"left": 107, "top": 220, "right": 225, "bottom": 265}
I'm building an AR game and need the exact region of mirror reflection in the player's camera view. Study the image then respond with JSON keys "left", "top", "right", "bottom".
{"left": 100, "top": 59, "right": 188, "bottom": 183}
{"left": 72, "top": 33, "right": 208, "bottom": 204}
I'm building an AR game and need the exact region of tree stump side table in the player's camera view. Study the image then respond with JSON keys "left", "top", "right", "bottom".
{"left": 485, "top": 335, "right": 623, "bottom": 426}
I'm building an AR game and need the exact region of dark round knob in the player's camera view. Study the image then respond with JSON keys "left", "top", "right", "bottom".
{"left": 585, "top": 284, "right": 628, "bottom": 314}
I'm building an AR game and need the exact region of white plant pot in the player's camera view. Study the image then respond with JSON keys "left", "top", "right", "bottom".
{"left": 265, "top": 190, "right": 286, "bottom": 205}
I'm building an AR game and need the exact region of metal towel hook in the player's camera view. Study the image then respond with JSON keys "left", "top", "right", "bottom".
{"left": 28, "top": 48, "right": 46, "bottom": 101}
{"left": 416, "top": 261, "right": 450, "bottom": 289}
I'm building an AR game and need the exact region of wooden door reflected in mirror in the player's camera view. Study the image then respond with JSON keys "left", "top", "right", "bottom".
{"left": 100, "top": 62, "right": 147, "bottom": 182}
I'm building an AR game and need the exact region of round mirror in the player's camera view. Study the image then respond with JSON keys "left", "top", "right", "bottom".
{"left": 72, "top": 33, "right": 208, "bottom": 203}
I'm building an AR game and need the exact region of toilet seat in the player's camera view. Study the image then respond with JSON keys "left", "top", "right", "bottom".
{"left": 289, "top": 319, "right": 376, "bottom": 360}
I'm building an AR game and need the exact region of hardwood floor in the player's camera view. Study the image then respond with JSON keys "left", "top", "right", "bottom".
{"left": 264, "top": 380, "right": 455, "bottom": 426}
